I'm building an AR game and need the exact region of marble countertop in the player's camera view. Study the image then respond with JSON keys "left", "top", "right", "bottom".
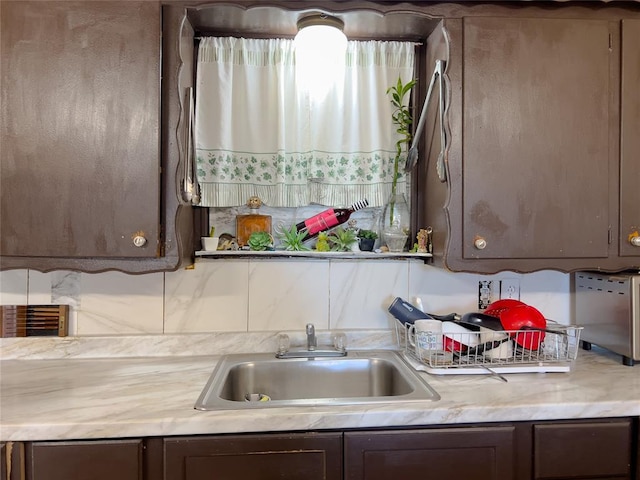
{"left": 1, "top": 333, "right": 639, "bottom": 442}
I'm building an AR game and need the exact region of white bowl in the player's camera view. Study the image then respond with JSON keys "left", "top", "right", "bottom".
{"left": 441, "top": 321, "right": 481, "bottom": 349}
{"left": 478, "top": 326, "right": 509, "bottom": 343}
{"left": 483, "top": 339, "right": 514, "bottom": 360}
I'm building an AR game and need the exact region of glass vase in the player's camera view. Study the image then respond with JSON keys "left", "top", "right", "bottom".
{"left": 381, "top": 192, "right": 410, "bottom": 252}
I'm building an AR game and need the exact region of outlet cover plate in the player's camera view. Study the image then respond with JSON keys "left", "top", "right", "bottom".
{"left": 500, "top": 278, "right": 520, "bottom": 300}
{"left": 478, "top": 280, "right": 493, "bottom": 310}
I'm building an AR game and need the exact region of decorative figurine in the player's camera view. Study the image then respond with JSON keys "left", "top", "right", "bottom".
{"left": 247, "top": 195, "right": 263, "bottom": 210}
{"left": 416, "top": 228, "right": 429, "bottom": 253}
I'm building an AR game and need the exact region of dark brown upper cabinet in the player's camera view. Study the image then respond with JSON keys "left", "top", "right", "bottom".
{"left": 3, "top": 2, "right": 638, "bottom": 274}
{"left": 421, "top": 10, "right": 640, "bottom": 274}
{"left": 0, "top": 1, "right": 194, "bottom": 273}
{"left": 620, "top": 18, "right": 640, "bottom": 260}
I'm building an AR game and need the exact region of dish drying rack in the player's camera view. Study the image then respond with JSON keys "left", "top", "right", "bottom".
{"left": 394, "top": 318, "right": 583, "bottom": 375}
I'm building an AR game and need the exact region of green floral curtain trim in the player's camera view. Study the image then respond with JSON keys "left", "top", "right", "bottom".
{"left": 196, "top": 149, "right": 405, "bottom": 207}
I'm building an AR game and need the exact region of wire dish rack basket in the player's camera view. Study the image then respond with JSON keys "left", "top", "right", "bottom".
{"left": 394, "top": 318, "right": 583, "bottom": 375}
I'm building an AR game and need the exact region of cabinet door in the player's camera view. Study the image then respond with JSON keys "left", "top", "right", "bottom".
{"left": 1, "top": 442, "right": 23, "bottom": 480}
{"left": 533, "top": 419, "right": 632, "bottom": 479}
{"left": 620, "top": 19, "right": 640, "bottom": 258}
{"left": 164, "top": 433, "right": 342, "bottom": 480}
{"left": 461, "top": 17, "right": 615, "bottom": 263}
{"left": 344, "top": 426, "right": 517, "bottom": 480}
{"left": 0, "top": 1, "right": 160, "bottom": 261}
{"left": 26, "top": 439, "right": 142, "bottom": 480}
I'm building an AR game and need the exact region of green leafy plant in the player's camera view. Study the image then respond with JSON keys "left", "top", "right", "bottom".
{"left": 314, "top": 232, "right": 331, "bottom": 252}
{"left": 357, "top": 229, "right": 378, "bottom": 240}
{"left": 328, "top": 227, "right": 358, "bottom": 252}
{"left": 386, "top": 76, "right": 416, "bottom": 224}
{"left": 248, "top": 231, "right": 273, "bottom": 251}
{"left": 208, "top": 226, "right": 216, "bottom": 237}
{"left": 277, "top": 225, "right": 311, "bottom": 251}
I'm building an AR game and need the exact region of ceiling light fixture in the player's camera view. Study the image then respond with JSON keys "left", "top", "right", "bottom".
{"left": 294, "top": 13, "right": 347, "bottom": 99}
{"left": 294, "top": 13, "right": 347, "bottom": 53}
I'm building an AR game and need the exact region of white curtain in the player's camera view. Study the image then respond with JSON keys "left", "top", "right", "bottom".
{"left": 195, "top": 37, "right": 415, "bottom": 207}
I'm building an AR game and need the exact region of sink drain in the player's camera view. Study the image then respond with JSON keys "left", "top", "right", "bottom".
{"left": 244, "top": 393, "right": 271, "bottom": 402}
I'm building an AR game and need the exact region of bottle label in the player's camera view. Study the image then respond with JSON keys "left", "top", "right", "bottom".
{"left": 304, "top": 209, "right": 339, "bottom": 235}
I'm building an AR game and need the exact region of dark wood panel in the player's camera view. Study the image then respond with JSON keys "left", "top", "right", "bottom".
{"left": 344, "top": 426, "right": 517, "bottom": 480}
{"left": 26, "top": 439, "right": 142, "bottom": 480}
{"left": 637, "top": 417, "right": 640, "bottom": 480}
{"left": 462, "top": 17, "right": 614, "bottom": 261}
{"left": 1, "top": 443, "right": 5, "bottom": 480}
{"left": 620, "top": 18, "right": 640, "bottom": 258}
{"left": 0, "top": 442, "right": 23, "bottom": 480}
{"left": 0, "top": 1, "right": 161, "bottom": 259}
{"left": 164, "top": 432, "right": 342, "bottom": 480}
{"left": 533, "top": 419, "right": 632, "bottom": 479}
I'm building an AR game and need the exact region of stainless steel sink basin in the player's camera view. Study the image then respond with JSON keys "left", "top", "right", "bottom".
{"left": 195, "top": 350, "right": 440, "bottom": 410}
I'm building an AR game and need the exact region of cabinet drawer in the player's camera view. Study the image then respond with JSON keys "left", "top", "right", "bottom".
{"left": 533, "top": 420, "right": 632, "bottom": 479}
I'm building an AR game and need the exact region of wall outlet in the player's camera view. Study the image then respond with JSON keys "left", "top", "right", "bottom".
{"left": 478, "top": 280, "right": 493, "bottom": 310}
{"left": 500, "top": 278, "right": 521, "bottom": 300}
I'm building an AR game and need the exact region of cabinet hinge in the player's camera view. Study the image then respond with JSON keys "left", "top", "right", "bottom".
{"left": 608, "top": 227, "right": 612, "bottom": 244}
{"left": 609, "top": 33, "right": 613, "bottom": 51}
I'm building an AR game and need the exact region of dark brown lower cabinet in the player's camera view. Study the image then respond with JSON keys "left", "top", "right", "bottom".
{"left": 533, "top": 419, "right": 634, "bottom": 480}
{"left": 637, "top": 419, "right": 640, "bottom": 480}
{"left": 4, "top": 418, "right": 637, "bottom": 480}
{"left": 163, "top": 432, "right": 343, "bottom": 480}
{"left": 25, "top": 439, "right": 143, "bottom": 480}
{"left": 344, "top": 426, "right": 520, "bottom": 480}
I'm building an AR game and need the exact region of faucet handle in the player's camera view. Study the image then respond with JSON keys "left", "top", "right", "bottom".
{"left": 332, "top": 332, "right": 347, "bottom": 352}
{"left": 277, "top": 334, "right": 290, "bottom": 355}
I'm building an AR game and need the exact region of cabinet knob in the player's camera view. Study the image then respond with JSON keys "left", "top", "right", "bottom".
{"left": 474, "top": 236, "right": 487, "bottom": 250}
{"left": 630, "top": 235, "right": 640, "bottom": 247}
{"left": 133, "top": 234, "right": 147, "bottom": 247}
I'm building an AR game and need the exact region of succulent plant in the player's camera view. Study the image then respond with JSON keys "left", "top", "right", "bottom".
{"left": 247, "top": 231, "right": 273, "bottom": 251}
{"left": 328, "top": 227, "right": 358, "bottom": 252}
{"left": 357, "top": 229, "right": 378, "bottom": 240}
{"left": 315, "top": 232, "right": 331, "bottom": 252}
{"left": 277, "top": 224, "right": 311, "bottom": 251}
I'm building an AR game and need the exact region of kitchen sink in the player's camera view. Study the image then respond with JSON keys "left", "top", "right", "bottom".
{"left": 194, "top": 350, "right": 440, "bottom": 410}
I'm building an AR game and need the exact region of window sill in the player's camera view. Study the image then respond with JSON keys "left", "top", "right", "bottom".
{"left": 195, "top": 250, "right": 432, "bottom": 261}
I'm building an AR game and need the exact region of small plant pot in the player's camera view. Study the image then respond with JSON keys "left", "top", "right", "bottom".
{"left": 359, "top": 238, "right": 375, "bottom": 252}
{"left": 201, "top": 236, "right": 219, "bottom": 252}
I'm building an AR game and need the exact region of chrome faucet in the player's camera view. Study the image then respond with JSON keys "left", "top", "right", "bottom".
{"left": 275, "top": 324, "right": 347, "bottom": 359}
{"left": 306, "top": 323, "right": 317, "bottom": 351}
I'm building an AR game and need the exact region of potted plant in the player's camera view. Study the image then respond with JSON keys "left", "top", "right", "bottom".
{"left": 328, "top": 227, "right": 358, "bottom": 252}
{"left": 357, "top": 229, "right": 378, "bottom": 252}
{"left": 201, "top": 226, "right": 219, "bottom": 252}
{"left": 383, "top": 76, "right": 416, "bottom": 252}
{"left": 247, "top": 231, "right": 273, "bottom": 251}
{"left": 277, "top": 225, "right": 311, "bottom": 251}
{"left": 314, "top": 232, "right": 331, "bottom": 252}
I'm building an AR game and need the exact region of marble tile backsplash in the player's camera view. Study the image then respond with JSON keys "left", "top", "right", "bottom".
{"left": 0, "top": 260, "right": 571, "bottom": 337}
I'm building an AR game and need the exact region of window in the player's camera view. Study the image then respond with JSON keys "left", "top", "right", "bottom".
{"left": 194, "top": 36, "right": 416, "bottom": 209}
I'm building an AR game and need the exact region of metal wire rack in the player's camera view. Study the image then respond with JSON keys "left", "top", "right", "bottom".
{"left": 394, "top": 318, "right": 583, "bottom": 375}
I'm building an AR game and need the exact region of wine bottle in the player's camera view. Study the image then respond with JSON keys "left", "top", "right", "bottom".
{"left": 295, "top": 199, "right": 369, "bottom": 240}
